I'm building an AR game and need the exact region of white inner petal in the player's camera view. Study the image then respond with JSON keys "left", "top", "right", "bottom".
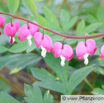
{"left": 27, "top": 34, "right": 32, "bottom": 46}
{"left": 41, "top": 46, "right": 47, "bottom": 57}
{"left": 9, "top": 36, "right": 15, "bottom": 43}
{"left": 84, "top": 53, "right": 89, "bottom": 65}
{"left": 60, "top": 55, "right": 66, "bottom": 67}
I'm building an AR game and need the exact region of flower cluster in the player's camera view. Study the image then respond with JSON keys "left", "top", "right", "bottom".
{"left": 0, "top": 16, "right": 104, "bottom": 66}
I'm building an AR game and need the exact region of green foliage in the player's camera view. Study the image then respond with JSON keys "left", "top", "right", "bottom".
{"left": 0, "top": 81, "right": 11, "bottom": 93}
{"left": 31, "top": 53, "right": 95, "bottom": 95}
{"left": 68, "top": 16, "right": 78, "bottom": 31}
{"left": 76, "top": 20, "right": 85, "bottom": 36}
{"left": 84, "top": 23, "right": 102, "bottom": 33}
{"left": 26, "top": 39, "right": 36, "bottom": 53}
{"left": 9, "top": 41, "right": 28, "bottom": 53}
{"left": 24, "top": 83, "right": 54, "bottom": 103}
{"left": 0, "top": 46, "right": 8, "bottom": 53}
{"left": 38, "top": 15, "right": 51, "bottom": 36}
{"left": 5, "top": 0, "right": 20, "bottom": 14}
{"left": 67, "top": 65, "right": 95, "bottom": 94}
{"left": 1, "top": 0, "right": 104, "bottom": 102}
{"left": 60, "top": 9, "right": 70, "bottom": 33}
{"left": 94, "top": 66, "right": 104, "bottom": 75}
{"left": 77, "top": 21, "right": 102, "bottom": 36}
{"left": 97, "top": 6, "right": 104, "bottom": 23}
{"left": 44, "top": 7, "right": 61, "bottom": 33}
{"left": 0, "top": 53, "right": 41, "bottom": 73}
{"left": 31, "top": 68, "right": 66, "bottom": 94}
{"left": 91, "top": 85, "right": 104, "bottom": 95}
{"left": 0, "top": 92, "right": 20, "bottom": 103}
{"left": 60, "top": 9, "right": 78, "bottom": 33}
{"left": 44, "top": 90, "right": 54, "bottom": 103}
{"left": 22, "top": 0, "right": 38, "bottom": 18}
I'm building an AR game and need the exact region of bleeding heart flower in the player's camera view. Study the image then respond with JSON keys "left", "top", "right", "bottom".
{"left": 0, "top": 16, "right": 5, "bottom": 27}
{"left": 76, "top": 39, "right": 97, "bottom": 65}
{"left": 4, "top": 20, "right": 20, "bottom": 43}
{"left": 52, "top": 42, "right": 74, "bottom": 66}
{"left": 17, "top": 21, "right": 39, "bottom": 46}
{"left": 34, "top": 32, "right": 52, "bottom": 57}
{"left": 99, "top": 45, "right": 104, "bottom": 60}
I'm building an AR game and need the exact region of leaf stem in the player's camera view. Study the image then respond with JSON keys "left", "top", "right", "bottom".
{"left": 84, "top": 78, "right": 94, "bottom": 90}
{"left": 0, "top": 12, "right": 104, "bottom": 39}
{"left": 0, "top": 75, "right": 26, "bottom": 96}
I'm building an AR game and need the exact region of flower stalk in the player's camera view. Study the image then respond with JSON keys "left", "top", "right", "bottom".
{"left": 0, "top": 12, "right": 104, "bottom": 39}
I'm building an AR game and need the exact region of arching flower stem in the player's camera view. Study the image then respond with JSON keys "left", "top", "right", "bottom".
{"left": 0, "top": 12, "right": 104, "bottom": 39}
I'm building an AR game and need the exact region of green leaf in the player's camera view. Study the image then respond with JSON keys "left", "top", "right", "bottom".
{"left": 9, "top": 54, "right": 41, "bottom": 74}
{"left": 0, "top": 81, "right": 11, "bottom": 93}
{"left": 51, "top": 35, "right": 64, "bottom": 43}
{"left": 60, "top": 9, "right": 70, "bottom": 33}
{"left": 44, "top": 90, "right": 54, "bottom": 103}
{"left": 97, "top": 6, "right": 104, "bottom": 22}
{"left": 31, "top": 68, "right": 56, "bottom": 82}
{"left": 76, "top": 19, "right": 85, "bottom": 36}
{"left": 0, "top": 92, "right": 19, "bottom": 103}
{"left": 31, "top": 67, "right": 66, "bottom": 94}
{"left": 22, "top": 0, "right": 38, "bottom": 18}
{"left": 38, "top": 15, "right": 51, "bottom": 36}
{"left": 94, "top": 66, "right": 104, "bottom": 75}
{"left": 0, "top": 53, "right": 41, "bottom": 73}
{"left": 0, "top": 46, "right": 8, "bottom": 53}
{"left": 65, "top": 39, "right": 77, "bottom": 45}
{"left": 67, "top": 65, "right": 95, "bottom": 94}
{"left": 67, "top": 16, "right": 78, "bottom": 31}
{"left": 35, "top": 81, "right": 66, "bottom": 94}
{"left": 91, "top": 88, "right": 104, "bottom": 95}
{"left": 24, "top": 84, "right": 43, "bottom": 103}
{"left": 84, "top": 23, "right": 102, "bottom": 33}
{"left": 9, "top": 41, "right": 28, "bottom": 53}
{"left": 44, "top": 7, "right": 61, "bottom": 33}
{"left": 44, "top": 53, "right": 69, "bottom": 84}
{"left": 87, "top": 14, "right": 97, "bottom": 23}
{"left": 6, "top": 0, "right": 20, "bottom": 14}
{"left": 26, "top": 39, "right": 36, "bottom": 53}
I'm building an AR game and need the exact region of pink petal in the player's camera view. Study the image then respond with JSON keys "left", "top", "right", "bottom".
{"left": 86, "top": 39, "right": 97, "bottom": 55}
{"left": 12, "top": 21, "right": 20, "bottom": 32}
{"left": 4, "top": 23, "right": 16, "bottom": 37}
{"left": 52, "top": 42, "right": 62, "bottom": 57}
{"left": 100, "top": 45, "right": 104, "bottom": 57}
{"left": 62, "top": 44, "right": 74, "bottom": 61}
{"left": 0, "top": 16, "right": 5, "bottom": 27}
{"left": 34, "top": 32, "right": 43, "bottom": 47}
{"left": 17, "top": 25, "right": 29, "bottom": 41}
{"left": 76, "top": 41, "right": 87, "bottom": 59}
{"left": 28, "top": 21, "right": 38, "bottom": 36}
{"left": 37, "top": 28, "right": 40, "bottom": 32}
{"left": 99, "top": 54, "right": 104, "bottom": 60}
{"left": 42, "top": 35, "right": 53, "bottom": 52}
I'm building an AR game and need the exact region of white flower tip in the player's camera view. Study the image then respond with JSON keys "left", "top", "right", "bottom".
{"left": 13, "top": 37, "right": 15, "bottom": 43}
{"left": 41, "top": 52, "right": 46, "bottom": 57}
{"left": 28, "top": 41, "right": 32, "bottom": 46}
{"left": 27, "top": 34, "right": 32, "bottom": 46}
{"left": 84, "top": 53, "right": 89, "bottom": 65}
{"left": 61, "top": 62, "right": 65, "bottom": 67}
{"left": 9, "top": 36, "right": 15, "bottom": 43}
{"left": 60, "top": 55, "right": 66, "bottom": 67}
{"left": 84, "top": 59, "right": 89, "bottom": 65}
{"left": 41, "top": 46, "right": 47, "bottom": 58}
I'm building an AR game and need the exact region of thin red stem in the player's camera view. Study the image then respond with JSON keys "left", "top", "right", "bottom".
{"left": 11, "top": 17, "right": 13, "bottom": 27}
{"left": 42, "top": 29, "right": 44, "bottom": 40}
{"left": 0, "top": 12, "right": 104, "bottom": 39}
